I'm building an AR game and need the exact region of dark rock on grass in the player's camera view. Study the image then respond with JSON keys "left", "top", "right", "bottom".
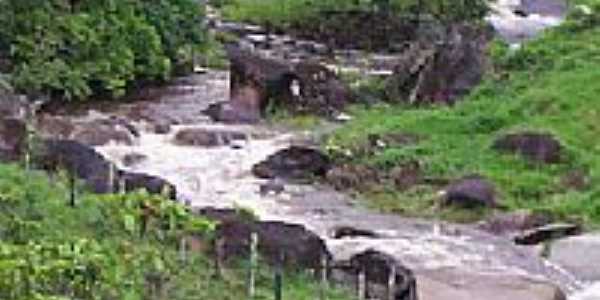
{"left": 252, "top": 146, "right": 331, "bottom": 181}
{"left": 0, "top": 118, "right": 26, "bottom": 162}
{"left": 560, "top": 169, "right": 590, "bottom": 191}
{"left": 442, "top": 175, "right": 498, "bottom": 208}
{"left": 389, "top": 161, "right": 422, "bottom": 191}
{"left": 514, "top": 223, "right": 582, "bottom": 245}
{"left": 477, "top": 210, "right": 553, "bottom": 237}
{"left": 331, "top": 226, "right": 380, "bottom": 239}
{"left": 118, "top": 170, "right": 177, "bottom": 200}
{"left": 326, "top": 164, "right": 379, "bottom": 191}
{"left": 173, "top": 128, "right": 246, "bottom": 147}
{"left": 334, "top": 250, "right": 417, "bottom": 300}
{"left": 493, "top": 132, "right": 563, "bottom": 164}
{"left": 215, "top": 219, "right": 329, "bottom": 271}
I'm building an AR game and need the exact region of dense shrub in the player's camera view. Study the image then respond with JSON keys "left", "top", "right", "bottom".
{"left": 0, "top": 0, "right": 206, "bottom": 100}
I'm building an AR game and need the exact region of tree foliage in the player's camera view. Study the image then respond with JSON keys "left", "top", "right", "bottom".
{"left": 0, "top": 0, "right": 206, "bottom": 100}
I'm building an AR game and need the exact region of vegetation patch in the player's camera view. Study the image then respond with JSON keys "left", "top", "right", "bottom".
{"left": 326, "top": 7, "right": 600, "bottom": 225}
{"left": 0, "top": 163, "right": 352, "bottom": 299}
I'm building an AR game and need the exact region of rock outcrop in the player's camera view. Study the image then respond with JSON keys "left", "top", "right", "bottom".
{"left": 385, "top": 23, "right": 493, "bottom": 104}
{"left": 493, "top": 132, "right": 563, "bottom": 164}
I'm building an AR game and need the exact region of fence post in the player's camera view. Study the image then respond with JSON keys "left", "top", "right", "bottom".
{"left": 214, "top": 238, "right": 224, "bottom": 279}
{"left": 357, "top": 268, "right": 366, "bottom": 300}
{"left": 387, "top": 265, "right": 397, "bottom": 300}
{"left": 273, "top": 252, "right": 283, "bottom": 300}
{"left": 319, "top": 253, "right": 328, "bottom": 300}
{"left": 119, "top": 176, "right": 126, "bottom": 194}
{"left": 108, "top": 163, "right": 115, "bottom": 193}
{"left": 179, "top": 237, "right": 187, "bottom": 262}
{"left": 247, "top": 232, "right": 258, "bottom": 299}
{"left": 69, "top": 169, "right": 76, "bottom": 207}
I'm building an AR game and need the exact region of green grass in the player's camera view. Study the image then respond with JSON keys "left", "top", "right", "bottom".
{"left": 0, "top": 163, "right": 352, "bottom": 300}
{"left": 326, "top": 8, "right": 600, "bottom": 225}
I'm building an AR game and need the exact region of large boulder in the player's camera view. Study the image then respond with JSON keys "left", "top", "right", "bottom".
{"left": 386, "top": 23, "right": 493, "bottom": 104}
{"left": 215, "top": 219, "right": 329, "bottom": 271}
{"left": 252, "top": 146, "right": 331, "bottom": 181}
{"left": 35, "top": 139, "right": 114, "bottom": 193}
{"left": 208, "top": 46, "right": 352, "bottom": 123}
{"left": 548, "top": 233, "right": 600, "bottom": 282}
{"left": 493, "top": 132, "right": 563, "bottom": 164}
{"left": 441, "top": 175, "right": 498, "bottom": 208}
{"left": 0, "top": 118, "right": 27, "bottom": 162}
{"left": 334, "top": 250, "right": 417, "bottom": 300}
{"left": 34, "top": 139, "right": 176, "bottom": 199}
{"left": 36, "top": 115, "right": 137, "bottom": 146}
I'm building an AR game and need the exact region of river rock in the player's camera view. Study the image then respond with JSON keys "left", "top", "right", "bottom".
{"left": 548, "top": 233, "right": 600, "bottom": 281}
{"left": 118, "top": 171, "right": 177, "bottom": 200}
{"left": 417, "top": 269, "right": 566, "bottom": 300}
{"left": 514, "top": 223, "right": 581, "bottom": 245}
{"left": 326, "top": 164, "right": 379, "bottom": 191}
{"left": 252, "top": 146, "right": 331, "bottom": 180}
{"left": 0, "top": 117, "right": 26, "bottom": 162}
{"left": 174, "top": 128, "right": 246, "bottom": 147}
{"left": 71, "top": 124, "right": 134, "bottom": 146}
{"left": 441, "top": 175, "right": 498, "bottom": 208}
{"left": 493, "top": 132, "right": 563, "bottom": 164}
{"left": 215, "top": 219, "right": 329, "bottom": 271}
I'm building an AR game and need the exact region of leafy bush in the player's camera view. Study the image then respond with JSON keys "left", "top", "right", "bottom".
{"left": 0, "top": 0, "right": 206, "bottom": 100}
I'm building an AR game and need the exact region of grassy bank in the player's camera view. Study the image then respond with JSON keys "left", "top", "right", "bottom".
{"left": 326, "top": 6, "right": 600, "bottom": 225}
{"left": 0, "top": 163, "right": 351, "bottom": 300}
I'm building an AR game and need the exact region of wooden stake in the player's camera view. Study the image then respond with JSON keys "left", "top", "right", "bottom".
{"left": 387, "top": 265, "right": 397, "bottom": 300}
{"left": 319, "top": 253, "right": 328, "bottom": 300}
{"left": 247, "top": 232, "right": 258, "bottom": 299}
{"left": 357, "top": 268, "right": 366, "bottom": 300}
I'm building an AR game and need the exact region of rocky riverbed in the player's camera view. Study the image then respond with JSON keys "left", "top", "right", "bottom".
{"left": 3, "top": 0, "right": 598, "bottom": 298}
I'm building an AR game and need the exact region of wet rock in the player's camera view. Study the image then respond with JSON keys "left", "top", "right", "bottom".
{"left": 259, "top": 180, "right": 285, "bottom": 196}
{"left": 549, "top": 233, "right": 600, "bottom": 281}
{"left": 173, "top": 128, "right": 246, "bottom": 147}
{"left": 442, "top": 175, "right": 498, "bottom": 208}
{"left": 72, "top": 124, "right": 134, "bottom": 146}
{"left": 252, "top": 146, "right": 331, "bottom": 181}
{"left": 118, "top": 171, "right": 177, "bottom": 200}
{"left": 122, "top": 153, "right": 148, "bottom": 167}
{"left": 386, "top": 23, "right": 493, "bottom": 104}
{"left": 0, "top": 118, "right": 26, "bottom": 162}
{"left": 333, "top": 250, "right": 417, "bottom": 300}
{"left": 331, "top": 226, "right": 380, "bottom": 239}
{"left": 417, "top": 269, "right": 566, "bottom": 300}
{"left": 476, "top": 210, "right": 552, "bottom": 237}
{"left": 153, "top": 122, "right": 171, "bottom": 134}
{"left": 215, "top": 219, "right": 329, "bottom": 271}
{"left": 514, "top": 223, "right": 582, "bottom": 245}
{"left": 293, "top": 61, "right": 353, "bottom": 114}
{"left": 493, "top": 132, "right": 563, "bottom": 164}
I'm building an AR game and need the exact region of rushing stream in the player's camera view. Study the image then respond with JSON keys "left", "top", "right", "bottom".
{"left": 38, "top": 0, "right": 599, "bottom": 298}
